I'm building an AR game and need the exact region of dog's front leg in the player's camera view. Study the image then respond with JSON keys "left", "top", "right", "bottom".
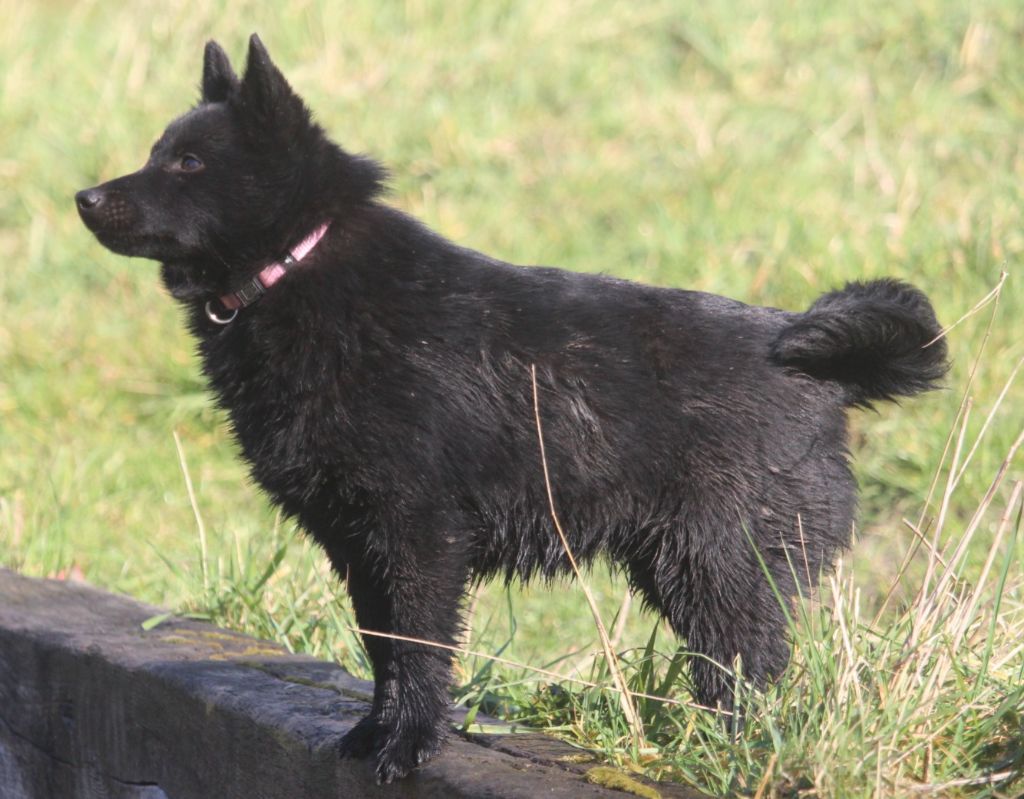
{"left": 338, "top": 515, "right": 470, "bottom": 783}
{"left": 336, "top": 564, "right": 400, "bottom": 760}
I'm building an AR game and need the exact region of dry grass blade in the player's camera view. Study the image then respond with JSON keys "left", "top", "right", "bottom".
{"left": 888, "top": 424, "right": 1024, "bottom": 741}
{"left": 348, "top": 626, "right": 713, "bottom": 712}
{"left": 949, "top": 355, "right": 1024, "bottom": 492}
{"left": 530, "top": 364, "right": 646, "bottom": 749}
{"left": 875, "top": 273, "right": 1008, "bottom": 625}
{"left": 923, "top": 270, "right": 1007, "bottom": 347}
{"left": 609, "top": 588, "right": 632, "bottom": 648}
{"left": 947, "top": 479, "right": 1023, "bottom": 651}
{"left": 560, "top": 588, "right": 634, "bottom": 680}
{"left": 173, "top": 429, "right": 209, "bottom": 595}
{"left": 899, "top": 518, "right": 948, "bottom": 571}
{"left": 932, "top": 424, "right": 1024, "bottom": 602}
{"left": 910, "top": 397, "right": 972, "bottom": 646}
{"left": 901, "top": 769, "right": 1018, "bottom": 794}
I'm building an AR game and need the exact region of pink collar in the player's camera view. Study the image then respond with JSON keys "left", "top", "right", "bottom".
{"left": 205, "top": 221, "right": 330, "bottom": 325}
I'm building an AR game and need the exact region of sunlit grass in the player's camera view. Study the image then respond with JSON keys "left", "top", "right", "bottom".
{"left": 2, "top": 1, "right": 1023, "bottom": 796}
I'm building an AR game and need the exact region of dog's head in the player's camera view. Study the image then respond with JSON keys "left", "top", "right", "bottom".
{"left": 76, "top": 35, "right": 385, "bottom": 299}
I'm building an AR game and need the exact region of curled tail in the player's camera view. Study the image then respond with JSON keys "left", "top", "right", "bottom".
{"left": 770, "top": 279, "right": 949, "bottom": 407}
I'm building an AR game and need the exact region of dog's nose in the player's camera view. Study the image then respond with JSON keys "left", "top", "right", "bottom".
{"left": 75, "top": 188, "right": 105, "bottom": 211}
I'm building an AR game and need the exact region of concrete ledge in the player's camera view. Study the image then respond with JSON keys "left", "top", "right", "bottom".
{"left": 0, "top": 568, "right": 701, "bottom": 799}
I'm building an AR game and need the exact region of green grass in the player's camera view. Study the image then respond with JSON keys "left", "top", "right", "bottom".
{"left": 2, "top": 1, "right": 1023, "bottom": 796}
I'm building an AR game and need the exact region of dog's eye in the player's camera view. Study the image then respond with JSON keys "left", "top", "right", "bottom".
{"left": 180, "top": 154, "right": 204, "bottom": 172}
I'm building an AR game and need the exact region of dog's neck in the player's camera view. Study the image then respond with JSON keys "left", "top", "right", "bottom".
{"left": 205, "top": 222, "right": 330, "bottom": 324}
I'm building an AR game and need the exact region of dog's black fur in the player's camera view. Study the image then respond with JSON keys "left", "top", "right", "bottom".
{"left": 77, "top": 35, "right": 948, "bottom": 783}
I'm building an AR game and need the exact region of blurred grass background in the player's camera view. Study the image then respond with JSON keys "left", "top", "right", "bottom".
{"left": 1, "top": 1, "right": 1023, "bottom": 793}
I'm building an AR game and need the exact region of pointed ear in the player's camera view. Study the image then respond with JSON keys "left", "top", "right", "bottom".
{"left": 201, "top": 40, "right": 238, "bottom": 103}
{"left": 239, "top": 33, "right": 304, "bottom": 122}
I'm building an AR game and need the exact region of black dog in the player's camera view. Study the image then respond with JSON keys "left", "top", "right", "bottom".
{"left": 77, "top": 35, "right": 947, "bottom": 782}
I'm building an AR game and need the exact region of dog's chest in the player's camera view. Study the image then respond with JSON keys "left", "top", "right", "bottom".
{"left": 202, "top": 326, "right": 356, "bottom": 508}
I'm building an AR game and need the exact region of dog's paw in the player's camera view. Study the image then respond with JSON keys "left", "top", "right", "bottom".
{"left": 374, "top": 723, "right": 446, "bottom": 784}
{"left": 338, "top": 714, "right": 388, "bottom": 760}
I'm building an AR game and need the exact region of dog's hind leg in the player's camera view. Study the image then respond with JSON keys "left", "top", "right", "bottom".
{"left": 679, "top": 575, "right": 791, "bottom": 718}
{"left": 631, "top": 521, "right": 793, "bottom": 717}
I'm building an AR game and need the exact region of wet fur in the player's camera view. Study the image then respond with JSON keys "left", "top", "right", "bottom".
{"left": 77, "top": 35, "right": 948, "bottom": 783}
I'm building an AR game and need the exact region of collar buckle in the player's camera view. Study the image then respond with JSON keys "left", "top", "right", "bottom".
{"left": 234, "top": 276, "right": 267, "bottom": 306}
